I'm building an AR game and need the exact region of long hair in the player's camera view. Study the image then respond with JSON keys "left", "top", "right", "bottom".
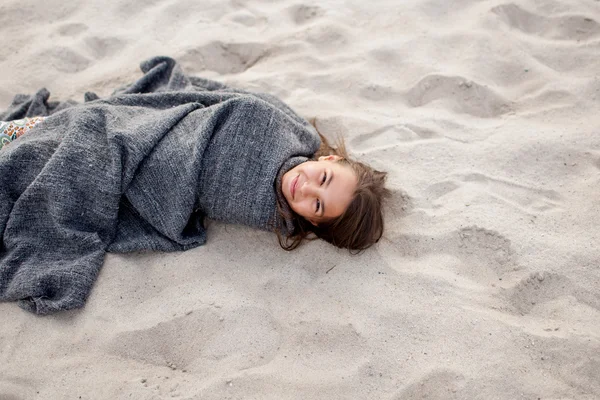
{"left": 277, "top": 121, "right": 390, "bottom": 252}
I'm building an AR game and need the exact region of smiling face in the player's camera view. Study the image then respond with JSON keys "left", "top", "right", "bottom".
{"left": 281, "top": 155, "right": 358, "bottom": 225}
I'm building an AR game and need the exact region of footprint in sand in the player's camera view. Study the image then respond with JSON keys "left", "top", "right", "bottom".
{"left": 0, "top": 376, "right": 35, "bottom": 400}
{"left": 367, "top": 47, "right": 400, "bottom": 66}
{"left": 179, "top": 41, "right": 268, "bottom": 74}
{"left": 115, "top": 0, "right": 163, "bottom": 17}
{"left": 359, "top": 83, "right": 404, "bottom": 102}
{"left": 105, "top": 306, "right": 280, "bottom": 371}
{"left": 0, "top": 393, "right": 22, "bottom": 400}
{"left": 228, "top": 10, "right": 268, "bottom": 27}
{"left": 45, "top": 25, "right": 125, "bottom": 71}
{"left": 302, "top": 22, "right": 349, "bottom": 51}
{"left": 539, "top": 340, "right": 600, "bottom": 395}
{"left": 390, "top": 226, "right": 518, "bottom": 283}
{"left": 422, "top": 181, "right": 461, "bottom": 205}
{"left": 392, "top": 369, "right": 466, "bottom": 400}
{"left": 55, "top": 22, "right": 88, "bottom": 37}
{"left": 286, "top": 321, "right": 368, "bottom": 371}
{"left": 588, "top": 150, "right": 600, "bottom": 171}
{"left": 460, "top": 172, "right": 562, "bottom": 214}
{"left": 492, "top": 3, "right": 600, "bottom": 41}
{"left": 35, "top": 47, "right": 92, "bottom": 74}
{"left": 421, "top": 173, "right": 562, "bottom": 214}
{"left": 83, "top": 36, "right": 127, "bottom": 60}
{"left": 516, "top": 87, "right": 577, "bottom": 115}
{"left": 455, "top": 226, "right": 515, "bottom": 271}
{"left": 405, "top": 74, "right": 511, "bottom": 118}
{"left": 288, "top": 4, "right": 323, "bottom": 25}
{"left": 0, "top": 2, "right": 79, "bottom": 26}
{"left": 350, "top": 123, "right": 440, "bottom": 151}
{"left": 506, "top": 272, "right": 600, "bottom": 315}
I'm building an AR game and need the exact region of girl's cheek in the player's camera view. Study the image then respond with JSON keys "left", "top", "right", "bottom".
{"left": 299, "top": 201, "right": 311, "bottom": 217}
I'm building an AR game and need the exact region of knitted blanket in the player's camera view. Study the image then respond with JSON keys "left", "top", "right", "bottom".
{"left": 0, "top": 56, "right": 320, "bottom": 314}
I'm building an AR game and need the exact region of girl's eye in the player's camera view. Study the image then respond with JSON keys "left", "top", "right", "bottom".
{"left": 316, "top": 199, "right": 321, "bottom": 213}
{"left": 321, "top": 172, "right": 327, "bottom": 185}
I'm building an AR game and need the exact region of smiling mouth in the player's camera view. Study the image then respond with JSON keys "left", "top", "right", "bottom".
{"left": 291, "top": 175, "right": 299, "bottom": 199}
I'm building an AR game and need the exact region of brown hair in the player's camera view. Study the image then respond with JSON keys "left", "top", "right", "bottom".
{"left": 277, "top": 123, "right": 391, "bottom": 253}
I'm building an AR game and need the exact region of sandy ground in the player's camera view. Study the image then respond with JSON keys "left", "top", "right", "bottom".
{"left": 1, "top": 0, "right": 599, "bottom": 399}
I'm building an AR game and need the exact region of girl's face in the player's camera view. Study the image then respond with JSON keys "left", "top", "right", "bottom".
{"left": 282, "top": 156, "right": 357, "bottom": 225}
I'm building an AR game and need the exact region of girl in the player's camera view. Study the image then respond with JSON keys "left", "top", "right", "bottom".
{"left": 278, "top": 131, "right": 389, "bottom": 251}
{"left": 0, "top": 56, "right": 389, "bottom": 314}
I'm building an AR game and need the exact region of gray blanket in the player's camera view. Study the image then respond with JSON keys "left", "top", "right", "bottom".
{"left": 0, "top": 56, "right": 320, "bottom": 315}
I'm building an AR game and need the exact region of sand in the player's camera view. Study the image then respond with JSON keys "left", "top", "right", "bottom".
{"left": 1, "top": 0, "right": 599, "bottom": 399}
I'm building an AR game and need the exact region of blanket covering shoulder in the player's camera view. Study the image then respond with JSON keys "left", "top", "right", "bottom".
{"left": 0, "top": 56, "right": 320, "bottom": 314}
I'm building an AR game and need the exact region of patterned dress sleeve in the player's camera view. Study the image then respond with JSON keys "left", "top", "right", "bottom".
{"left": 0, "top": 117, "right": 45, "bottom": 150}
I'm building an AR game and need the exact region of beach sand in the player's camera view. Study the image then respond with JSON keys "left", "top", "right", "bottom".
{"left": 1, "top": 0, "right": 599, "bottom": 399}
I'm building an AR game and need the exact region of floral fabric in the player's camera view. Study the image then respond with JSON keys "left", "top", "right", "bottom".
{"left": 0, "top": 117, "right": 45, "bottom": 150}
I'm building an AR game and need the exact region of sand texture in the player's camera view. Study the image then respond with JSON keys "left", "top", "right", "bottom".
{"left": 1, "top": 0, "right": 599, "bottom": 399}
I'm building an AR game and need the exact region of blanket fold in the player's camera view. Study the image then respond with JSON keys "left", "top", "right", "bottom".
{"left": 0, "top": 56, "right": 320, "bottom": 314}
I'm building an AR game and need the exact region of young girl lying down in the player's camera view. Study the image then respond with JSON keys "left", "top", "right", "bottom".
{"left": 0, "top": 56, "right": 389, "bottom": 314}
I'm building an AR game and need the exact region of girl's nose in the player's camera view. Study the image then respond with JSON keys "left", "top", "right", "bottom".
{"left": 300, "top": 182, "right": 318, "bottom": 197}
